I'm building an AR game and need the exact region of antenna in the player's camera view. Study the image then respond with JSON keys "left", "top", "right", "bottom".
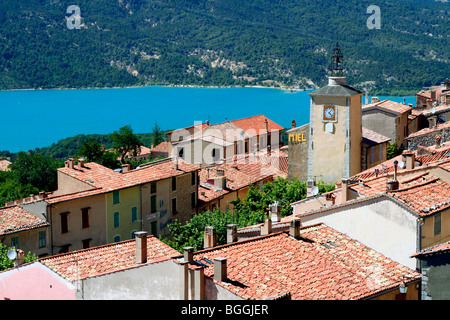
{"left": 311, "top": 186, "right": 319, "bottom": 196}
{"left": 7, "top": 249, "right": 17, "bottom": 260}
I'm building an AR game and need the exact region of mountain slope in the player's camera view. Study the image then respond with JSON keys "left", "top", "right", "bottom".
{"left": 0, "top": 0, "right": 448, "bottom": 94}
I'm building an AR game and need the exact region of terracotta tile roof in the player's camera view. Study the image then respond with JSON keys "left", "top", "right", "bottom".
{"left": 406, "top": 121, "right": 450, "bottom": 139}
{"left": 363, "top": 99, "right": 412, "bottom": 115}
{"left": 181, "top": 224, "right": 420, "bottom": 300}
{"left": 149, "top": 141, "right": 170, "bottom": 153}
{"left": 388, "top": 176, "right": 450, "bottom": 217}
{"left": 0, "top": 160, "right": 11, "bottom": 172}
{"left": 49, "top": 158, "right": 199, "bottom": 204}
{"left": 40, "top": 235, "right": 179, "bottom": 282}
{"left": 421, "top": 104, "right": 450, "bottom": 116}
{"left": 352, "top": 143, "right": 450, "bottom": 180}
{"left": 229, "top": 114, "right": 284, "bottom": 135}
{"left": 362, "top": 127, "right": 391, "bottom": 145}
{"left": 412, "top": 241, "right": 450, "bottom": 258}
{"left": 198, "top": 161, "right": 275, "bottom": 202}
{"left": 0, "top": 206, "right": 49, "bottom": 236}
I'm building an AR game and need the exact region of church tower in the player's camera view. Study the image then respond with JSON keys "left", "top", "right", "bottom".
{"left": 307, "top": 42, "right": 363, "bottom": 184}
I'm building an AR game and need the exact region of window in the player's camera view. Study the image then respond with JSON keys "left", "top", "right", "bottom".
{"left": 60, "top": 212, "right": 69, "bottom": 233}
{"left": 131, "top": 206, "right": 138, "bottom": 222}
{"left": 113, "top": 190, "right": 120, "bottom": 205}
{"left": 434, "top": 213, "right": 441, "bottom": 236}
{"left": 191, "top": 172, "right": 196, "bottom": 186}
{"left": 150, "top": 181, "right": 157, "bottom": 194}
{"left": 178, "top": 147, "right": 184, "bottom": 158}
{"left": 151, "top": 195, "right": 157, "bottom": 213}
{"left": 60, "top": 244, "right": 71, "bottom": 253}
{"left": 82, "top": 239, "right": 91, "bottom": 249}
{"left": 131, "top": 231, "right": 136, "bottom": 239}
{"left": 172, "top": 176, "right": 177, "bottom": 191}
{"left": 114, "top": 211, "right": 120, "bottom": 228}
{"left": 113, "top": 235, "right": 121, "bottom": 242}
{"left": 11, "top": 237, "right": 19, "bottom": 249}
{"left": 172, "top": 198, "right": 177, "bottom": 214}
{"left": 39, "top": 231, "right": 46, "bottom": 248}
{"left": 379, "top": 144, "right": 383, "bottom": 161}
{"left": 370, "top": 147, "right": 375, "bottom": 163}
{"left": 191, "top": 192, "right": 196, "bottom": 208}
{"left": 81, "top": 207, "right": 89, "bottom": 229}
{"left": 345, "top": 98, "right": 350, "bottom": 106}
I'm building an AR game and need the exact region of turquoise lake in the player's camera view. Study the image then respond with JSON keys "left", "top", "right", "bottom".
{"left": 0, "top": 86, "right": 416, "bottom": 153}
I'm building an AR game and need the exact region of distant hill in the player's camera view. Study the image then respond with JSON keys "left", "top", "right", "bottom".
{"left": 0, "top": 0, "right": 448, "bottom": 94}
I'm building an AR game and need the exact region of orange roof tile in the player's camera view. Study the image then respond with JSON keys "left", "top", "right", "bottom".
{"left": 149, "top": 141, "right": 170, "bottom": 153}
{"left": 363, "top": 99, "right": 412, "bottom": 115}
{"left": 181, "top": 224, "right": 420, "bottom": 300}
{"left": 0, "top": 206, "right": 49, "bottom": 236}
{"left": 229, "top": 114, "right": 284, "bottom": 135}
{"left": 406, "top": 121, "right": 450, "bottom": 139}
{"left": 412, "top": 240, "right": 450, "bottom": 258}
{"left": 362, "top": 127, "right": 391, "bottom": 145}
{"left": 49, "top": 158, "right": 199, "bottom": 204}
{"left": 40, "top": 235, "right": 179, "bottom": 282}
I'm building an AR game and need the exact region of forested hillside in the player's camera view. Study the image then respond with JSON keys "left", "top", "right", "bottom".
{"left": 0, "top": 0, "right": 448, "bottom": 94}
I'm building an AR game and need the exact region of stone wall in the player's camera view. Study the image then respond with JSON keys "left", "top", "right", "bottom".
{"left": 406, "top": 125, "right": 450, "bottom": 150}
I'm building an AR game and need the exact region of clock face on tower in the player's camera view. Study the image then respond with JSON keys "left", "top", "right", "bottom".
{"left": 322, "top": 105, "right": 337, "bottom": 122}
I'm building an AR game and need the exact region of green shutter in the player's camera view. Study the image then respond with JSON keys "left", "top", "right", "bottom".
{"left": 151, "top": 195, "right": 157, "bottom": 213}
{"left": 114, "top": 211, "right": 120, "bottom": 228}
{"left": 132, "top": 207, "right": 137, "bottom": 222}
{"left": 113, "top": 190, "right": 120, "bottom": 205}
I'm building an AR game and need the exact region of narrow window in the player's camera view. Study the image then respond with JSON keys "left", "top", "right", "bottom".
{"left": 172, "top": 176, "right": 177, "bottom": 191}
{"left": 81, "top": 207, "right": 89, "bottom": 228}
{"left": 113, "top": 235, "right": 121, "bottom": 242}
{"left": 151, "top": 195, "right": 157, "bottom": 213}
{"left": 114, "top": 211, "right": 120, "bottom": 228}
{"left": 113, "top": 190, "right": 120, "bottom": 205}
{"left": 172, "top": 198, "right": 177, "bottom": 214}
{"left": 60, "top": 212, "right": 69, "bottom": 233}
{"left": 191, "top": 192, "right": 196, "bottom": 208}
{"left": 191, "top": 172, "right": 196, "bottom": 186}
{"left": 11, "top": 237, "right": 19, "bottom": 249}
{"left": 379, "top": 144, "right": 383, "bottom": 161}
{"left": 434, "top": 213, "right": 441, "bottom": 236}
{"left": 39, "top": 231, "right": 46, "bottom": 248}
{"left": 370, "top": 147, "right": 375, "bottom": 163}
{"left": 150, "top": 181, "right": 157, "bottom": 194}
{"left": 131, "top": 206, "right": 137, "bottom": 222}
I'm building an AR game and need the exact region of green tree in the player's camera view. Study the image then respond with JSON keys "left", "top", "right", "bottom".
{"left": 151, "top": 121, "right": 164, "bottom": 147}
{"left": 0, "top": 243, "right": 37, "bottom": 271}
{"left": 110, "top": 125, "right": 142, "bottom": 164}
{"left": 77, "top": 139, "right": 104, "bottom": 163}
{"left": 9, "top": 152, "right": 63, "bottom": 192}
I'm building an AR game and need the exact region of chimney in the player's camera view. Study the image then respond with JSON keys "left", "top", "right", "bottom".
{"left": 431, "top": 90, "right": 436, "bottom": 100}
{"left": 306, "top": 179, "right": 316, "bottom": 197}
{"left": 204, "top": 226, "right": 217, "bottom": 249}
{"left": 436, "top": 135, "right": 441, "bottom": 148}
{"left": 270, "top": 203, "right": 281, "bottom": 223}
{"left": 216, "top": 169, "right": 224, "bottom": 176}
{"left": 214, "top": 257, "right": 227, "bottom": 281}
{"left": 174, "top": 157, "right": 179, "bottom": 170}
{"left": 371, "top": 97, "right": 380, "bottom": 103}
{"left": 135, "top": 231, "right": 148, "bottom": 264}
{"left": 66, "top": 158, "right": 74, "bottom": 169}
{"left": 265, "top": 118, "right": 269, "bottom": 133}
{"left": 14, "top": 249, "right": 24, "bottom": 267}
{"left": 291, "top": 120, "right": 296, "bottom": 129}
{"left": 226, "top": 224, "right": 238, "bottom": 244}
{"left": 122, "top": 164, "right": 131, "bottom": 173}
{"left": 325, "top": 193, "right": 335, "bottom": 206}
{"left": 289, "top": 219, "right": 301, "bottom": 238}
{"left": 183, "top": 247, "right": 194, "bottom": 263}
{"left": 341, "top": 179, "right": 349, "bottom": 203}
{"left": 78, "top": 158, "right": 85, "bottom": 168}
{"left": 365, "top": 92, "right": 369, "bottom": 105}
{"left": 387, "top": 161, "right": 399, "bottom": 191}
{"left": 403, "top": 151, "right": 415, "bottom": 170}
{"left": 214, "top": 177, "right": 226, "bottom": 189}
{"left": 261, "top": 210, "right": 272, "bottom": 235}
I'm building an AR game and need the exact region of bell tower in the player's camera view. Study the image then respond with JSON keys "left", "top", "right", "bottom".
{"left": 307, "top": 42, "right": 363, "bottom": 184}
